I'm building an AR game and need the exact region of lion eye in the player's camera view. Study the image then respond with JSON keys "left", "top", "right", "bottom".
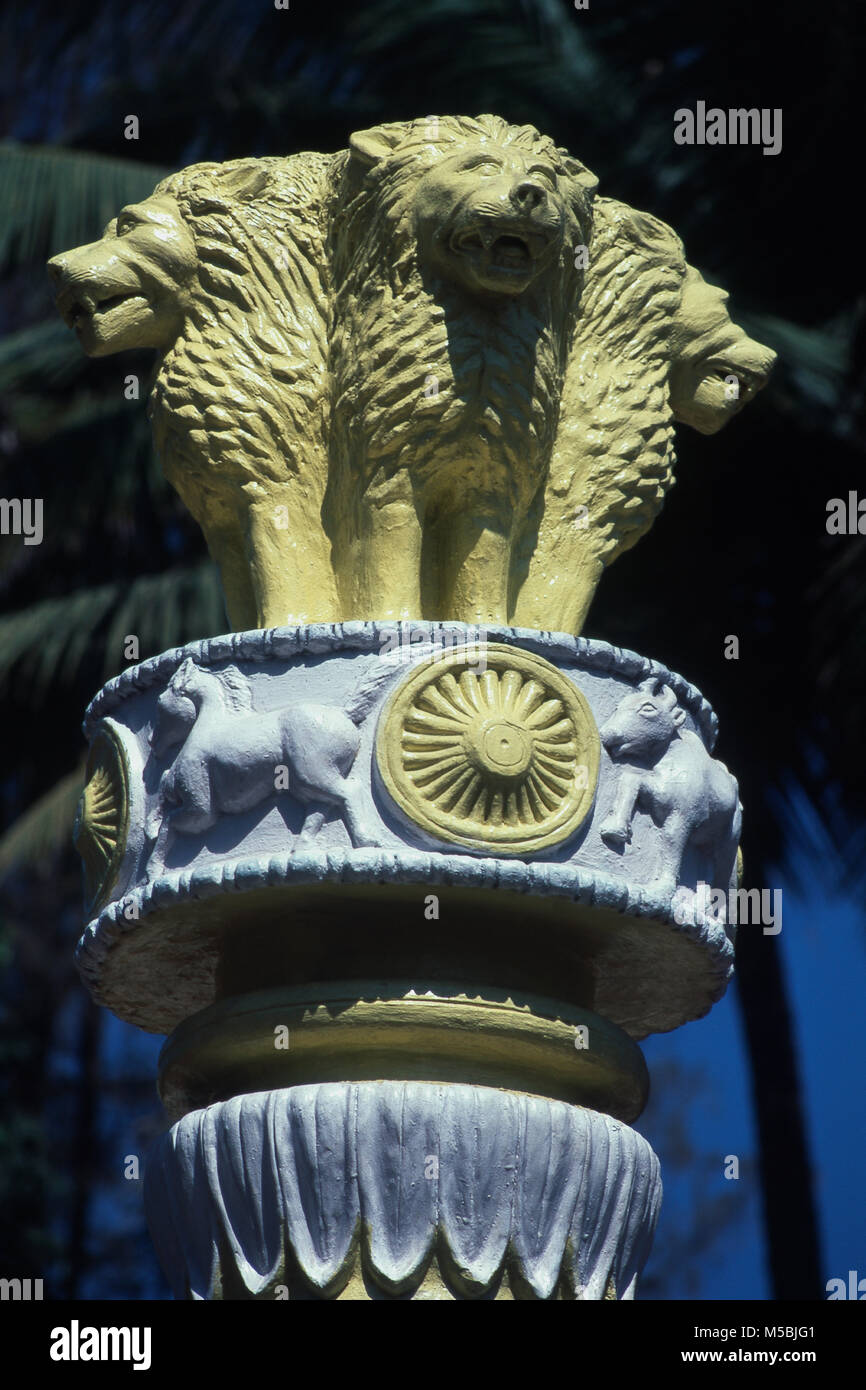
{"left": 527, "top": 166, "right": 556, "bottom": 188}
{"left": 638, "top": 703, "right": 658, "bottom": 716}
{"left": 116, "top": 213, "right": 137, "bottom": 235}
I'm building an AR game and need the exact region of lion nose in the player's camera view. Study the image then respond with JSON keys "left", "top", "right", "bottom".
{"left": 511, "top": 180, "right": 546, "bottom": 211}
{"left": 47, "top": 256, "right": 67, "bottom": 283}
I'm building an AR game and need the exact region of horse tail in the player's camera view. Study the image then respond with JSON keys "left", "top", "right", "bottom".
{"left": 343, "top": 656, "right": 406, "bottom": 726}
{"left": 343, "top": 642, "right": 469, "bottom": 725}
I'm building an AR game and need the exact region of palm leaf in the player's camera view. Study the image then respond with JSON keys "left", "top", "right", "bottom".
{"left": 0, "top": 143, "right": 169, "bottom": 270}
{"left": 741, "top": 311, "right": 850, "bottom": 384}
{"left": 98, "top": 563, "right": 226, "bottom": 679}
{"left": 0, "top": 563, "right": 225, "bottom": 697}
{"left": 345, "top": 0, "right": 631, "bottom": 124}
{"left": 0, "top": 319, "right": 91, "bottom": 392}
{"left": 0, "top": 764, "right": 85, "bottom": 882}
{"left": 0, "top": 585, "right": 118, "bottom": 694}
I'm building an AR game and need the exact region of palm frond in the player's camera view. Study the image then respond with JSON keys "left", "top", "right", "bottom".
{"left": 0, "top": 563, "right": 225, "bottom": 697}
{"left": 2, "top": 385, "right": 142, "bottom": 445}
{"left": 98, "top": 563, "right": 226, "bottom": 679}
{"left": 0, "top": 319, "right": 91, "bottom": 392}
{"left": 741, "top": 311, "right": 850, "bottom": 385}
{"left": 0, "top": 585, "right": 119, "bottom": 695}
{"left": 345, "top": 0, "right": 631, "bottom": 125}
{"left": 0, "top": 143, "right": 169, "bottom": 270}
{"left": 0, "top": 763, "right": 85, "bottom": 882}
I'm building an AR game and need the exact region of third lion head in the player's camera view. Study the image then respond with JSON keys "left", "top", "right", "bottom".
{"left": 348, "top": 115, "right": 598, "bottom": 300}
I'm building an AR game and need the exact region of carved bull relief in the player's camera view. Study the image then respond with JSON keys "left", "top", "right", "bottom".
{"left": 599, "top": 678, "right": 741, "bottom": 900}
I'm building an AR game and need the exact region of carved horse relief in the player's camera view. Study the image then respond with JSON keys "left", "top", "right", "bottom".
{"left": 144, "top": 657, "right": 399, "bottom": 875}
{"left": 599, "top": 678, "right": 741, "bottom": 900}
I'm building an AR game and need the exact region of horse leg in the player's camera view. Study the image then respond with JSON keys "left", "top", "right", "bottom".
{"left": 339, "top": 776, "right": 381, "bottom": 849}
{"left": 298, "top": 753, "right": 380, "bottom": 850}
{"left": 292, "top": 807, "right": 327, "bottom": 853}
{"left": 145, "top": 808, "right": 175, "bottom": 882}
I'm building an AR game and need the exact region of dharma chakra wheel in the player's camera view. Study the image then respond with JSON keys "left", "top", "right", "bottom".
{"left": 73, "top": 722, "right": 129, "bottom": 914}
{"left": 376, "top": 643, "right": 600, "bottom": 853}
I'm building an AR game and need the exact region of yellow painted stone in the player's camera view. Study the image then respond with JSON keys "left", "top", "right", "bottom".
{"left": 48, "top": 117, "right": 775, "bottom": 634}
{"left": 157, "top": 981, "right": 649, "bottom": 1123}
{"left": 74, "top": 724, "right": 129, "bottom": 913}
{"left": 375, "top": 643, "right": 600, "bottom": 852}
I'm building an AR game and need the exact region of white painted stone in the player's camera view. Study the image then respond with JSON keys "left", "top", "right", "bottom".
{"left": 144, "top": 1081, "right": 662, "bottom": 1300}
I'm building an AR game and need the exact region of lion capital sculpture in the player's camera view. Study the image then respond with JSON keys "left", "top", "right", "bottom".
{"left": 48, "top": 116, "right": 775, "bottom": 632}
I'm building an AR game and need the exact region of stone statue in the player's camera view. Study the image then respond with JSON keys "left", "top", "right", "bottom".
{"left": 48, "top": 115, "right": 774, "bottom": 633}
{"left": 57, "top": 115, "right": 774, "bottom": 1301}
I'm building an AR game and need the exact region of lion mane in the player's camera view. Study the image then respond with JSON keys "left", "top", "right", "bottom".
{"left": 511, "top": 199, "right": 689, "bottom": 629}
{"left": 512, "top": 189, "right": 774, "bottom": 632}
{"left": 52, "top": 115, "right": 773, "bottom": 633}
{"left": 151, "top": 137, "right": 695, "bottom": 629}
{"left": 322, "top": 114, "right": 598, "bottom": 617}
{"left": 147, "top": 155, "right": 336, "bottom": 629}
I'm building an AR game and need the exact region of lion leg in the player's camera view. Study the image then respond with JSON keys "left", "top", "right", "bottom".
{"left": 350, "top": 494, "right": 423, "bottom": 620}
{"left": 434, "top": 510, "right": 511, "bottom": 625}
{"left": 199, "top": 512, "right": 258, "bottom": 632}
{"left": 246, "top": 492, "right": 341, "bottom": 627}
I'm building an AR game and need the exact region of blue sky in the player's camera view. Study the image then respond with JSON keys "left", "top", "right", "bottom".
{"left": 639, "top": 881, "right": 865, "bottom": 1299}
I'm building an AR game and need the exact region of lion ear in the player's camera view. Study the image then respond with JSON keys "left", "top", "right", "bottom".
{"left": 558, "top": 154, "right": 599, "bottom": 196}
{"left": 187, "top": 164, "right": 271, "bottom": 215}
{"left": 216, "top": 164, "right": 271, "bottom": 202}
{"left": 349, "top": 124, "right": 407, "bottom": 168}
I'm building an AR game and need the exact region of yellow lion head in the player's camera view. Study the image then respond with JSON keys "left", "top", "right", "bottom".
{"left": 344, "top": 114, "right": 598, "bottom": 299}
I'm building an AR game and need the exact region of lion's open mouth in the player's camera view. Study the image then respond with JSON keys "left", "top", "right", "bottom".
{"left": 57, "top": 287, "right": 148, "bottom": 330}
{"left": 94, "top": 292, "right": 141, "bottom": 315}
{"left": 451, "top": 226, "right": 548, "bottom": 275}
{"left": 455, "top": 231, "right": 530, "bottom": 268}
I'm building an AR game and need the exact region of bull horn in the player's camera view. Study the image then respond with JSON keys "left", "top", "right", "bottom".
{"left": 638, "top": 676, "right": 665, "bottom": 694}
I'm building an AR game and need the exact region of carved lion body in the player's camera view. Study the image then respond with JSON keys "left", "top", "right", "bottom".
{"left": 49, "top": 155, "right": 338, "bottom": 629}
{"left": 324, "top": 115, "right": 595, "bottom": 622}
{"left": 49, "top": 116, "right": 775, "bottom": 632}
